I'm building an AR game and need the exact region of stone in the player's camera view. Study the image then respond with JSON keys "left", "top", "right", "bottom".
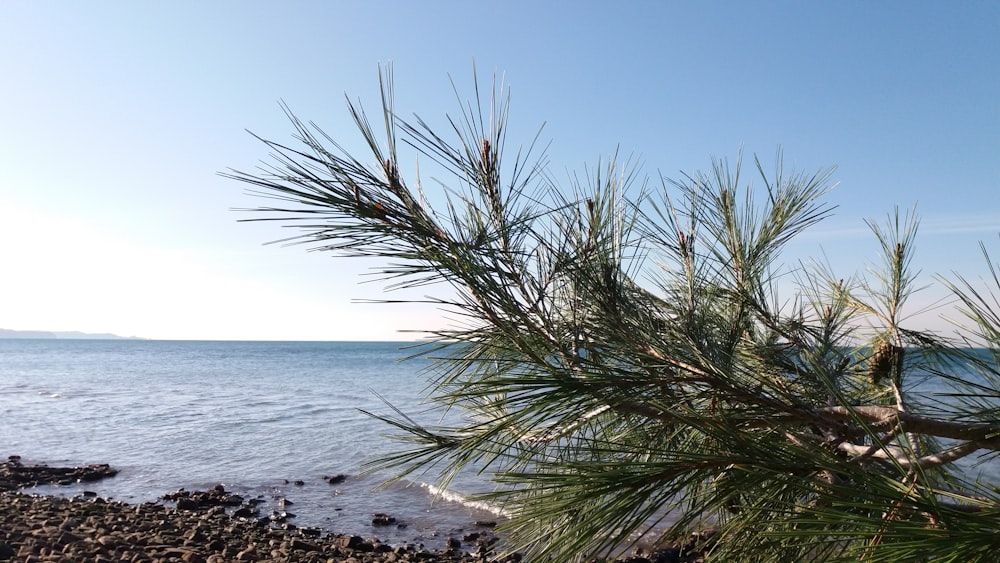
{"left": 0, "top": 459, "right": 118, "bottom": 491}
{"left": 324, "top": 474, "right": 347, "bottom": 485}
{"left": 0, "top": 461, "right": 540, "bottom": 563}
{"left": 289, "top": 538, "right": 319, "bottom": 552}
{"left": 232, "top": 507, "right": 256, "bottom": 519}
{"left": 335, "top": 535, "right": 367, "bottom": 550}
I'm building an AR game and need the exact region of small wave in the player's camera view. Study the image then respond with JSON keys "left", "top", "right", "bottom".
{"left": 421, "top": 483, "right": 512, "bottom": 518}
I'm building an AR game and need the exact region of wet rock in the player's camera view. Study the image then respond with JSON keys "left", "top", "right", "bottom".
{"left": 232, "top": 507, "right": 257, "bottom": 519}
{"left": 335, "top": 535, "right": 369, "bottom": 550}
{"left": 268, "top": 510, "right": 296, "bottom": 524}
{"left": 372, "top": 513, "right": 396, "bottom": 526}
{"left": 324, "top": 474, "right": 347, "bottom": 484}
{"left": 162, "top": 487, "right": 245, "bottom": 510}
{"left": 0, "top": 457, "right": 118, "bottom": 491}
{"left": 175, "top": 498, "right": 201, "bottom": 511}
{"left": 299, "top": 527, "right": 321, "bottom": 537}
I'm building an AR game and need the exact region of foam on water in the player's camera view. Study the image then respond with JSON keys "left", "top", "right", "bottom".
{"left": 421, "top": 483, "right": 512, "bottom": 518}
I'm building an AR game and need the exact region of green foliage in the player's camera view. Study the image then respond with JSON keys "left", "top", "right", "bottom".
{"left": 226, "top": 66, "right": 1000, "bottom": 562}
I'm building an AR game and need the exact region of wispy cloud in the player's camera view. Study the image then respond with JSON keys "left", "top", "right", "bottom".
{"left": 800, "top": 214, "right": 1000, "bottom": 240}
{"left": 918, "top": 215, "right": 1000, "bottom": 236}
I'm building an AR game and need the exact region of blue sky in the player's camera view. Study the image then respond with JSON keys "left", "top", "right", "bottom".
{"left": 1, "top": 1, "right": 997, "bottom": 340}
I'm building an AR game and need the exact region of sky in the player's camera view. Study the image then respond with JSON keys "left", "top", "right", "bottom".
{"left": 1, "top": 1, "right": 998, "bottom": 341}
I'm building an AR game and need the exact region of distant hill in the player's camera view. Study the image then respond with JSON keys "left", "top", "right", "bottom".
{"left": 0, "top": 328, "right": 143, "bottom": 340}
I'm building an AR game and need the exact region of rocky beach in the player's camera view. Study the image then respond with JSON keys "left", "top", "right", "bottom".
{"left": 0, "top": 457, "right": 707, "bottom": 563}
{"left": 0, "top": 456, "right": 515, "bottom": 562}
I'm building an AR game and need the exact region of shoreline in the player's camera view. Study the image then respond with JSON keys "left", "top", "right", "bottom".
{"left": 1, "top": 456, "right": 512, "bottom": 562}
{"left": 2, "top": 451, "right": 513, "bottom": 550}
{"left": 0, "top": 491, "right": 508, "bottom": 562}
{"left": 1, "top": 457, "right": 709, "bottom": 562}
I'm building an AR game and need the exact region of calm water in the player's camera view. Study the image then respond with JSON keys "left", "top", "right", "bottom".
{"left": 0, "top": 339, "right": 499, "bottom": 548}
{"left": 2, "top": 340, "right": 998, "bottom": 549}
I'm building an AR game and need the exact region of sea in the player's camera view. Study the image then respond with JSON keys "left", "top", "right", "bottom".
{"left": 2, "top": 340, "right": 998, "bottom": 551}
{"left": 0, "top": 339, "right": 500, "bottom": 549}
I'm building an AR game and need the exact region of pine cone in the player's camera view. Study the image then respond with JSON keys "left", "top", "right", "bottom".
{"left": 869, "top": 341, "right": 904, "bottom": 384}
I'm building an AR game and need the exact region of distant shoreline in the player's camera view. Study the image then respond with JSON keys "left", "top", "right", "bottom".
{"left": 0, "top": 328, "right": 144, "bottom": 340}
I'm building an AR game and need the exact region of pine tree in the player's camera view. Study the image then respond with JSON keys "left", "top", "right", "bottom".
{"left": 224, "top": 66, "right": 1000, "bottom": 562}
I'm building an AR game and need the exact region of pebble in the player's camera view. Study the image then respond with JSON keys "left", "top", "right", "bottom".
{"left": 0, "top": 490, "right": 521, "bottom": 562}
{"left": 0, "top": 457, "right": 709, "bottom": 562}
